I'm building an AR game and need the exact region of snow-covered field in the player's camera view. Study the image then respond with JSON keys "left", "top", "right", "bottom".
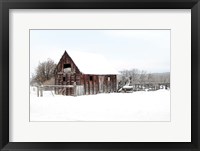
{"left": 30, "top": 88, "right": 170, "bottom": 121}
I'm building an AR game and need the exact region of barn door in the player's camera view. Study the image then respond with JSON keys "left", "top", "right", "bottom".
{"left": 99, "top": 76, "right": 104, "bottom": 93}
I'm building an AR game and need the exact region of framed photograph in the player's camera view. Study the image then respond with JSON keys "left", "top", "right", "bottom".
{"left": 29, "top": 29, "right": 171, "bottom": 122}
{"left": 1, "top": 0, "right": 199, "bottom": 151}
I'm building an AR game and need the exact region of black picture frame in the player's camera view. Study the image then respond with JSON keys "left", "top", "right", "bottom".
{"left": 0, "top": 0, "right": 199, "bottom": 151}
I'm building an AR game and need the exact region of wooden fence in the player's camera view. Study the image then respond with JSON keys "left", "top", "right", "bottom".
{"left": 36, "top": 84, "right": 84, "bottom": 97}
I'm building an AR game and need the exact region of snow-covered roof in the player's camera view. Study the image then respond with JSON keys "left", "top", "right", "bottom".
{"left": 66, "top": 50, "right": 119, "bottom": 75}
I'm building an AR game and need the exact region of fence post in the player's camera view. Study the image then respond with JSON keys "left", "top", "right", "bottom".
{"left": 37, "top": 86, "right": 39, "bottom": 97}
{"left": 40, "top": 85, "right": 43, "bottom": 97}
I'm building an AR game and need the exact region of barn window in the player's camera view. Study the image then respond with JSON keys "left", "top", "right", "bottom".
{"left": 108, "top": 76, "right": 110, "bottom": 81}
{"left": 63, "top": 77, "right": 66, "bottom": 81}
{"left": 64, "top": 64, "right": 71, "bottom": 68}
{"left": 63, "top": 64, "right": 71, "bottom": 73}
{"left": 90, "top": 76, "right": 93, "bottom": 81}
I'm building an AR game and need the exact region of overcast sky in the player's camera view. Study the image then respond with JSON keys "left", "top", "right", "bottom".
{"left": 30, "top": 29, "right": 170, "bottom": 76}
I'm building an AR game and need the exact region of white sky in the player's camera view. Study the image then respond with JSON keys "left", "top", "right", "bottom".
{"left": 30, "top": 30, "right": 170, "bottom": 76}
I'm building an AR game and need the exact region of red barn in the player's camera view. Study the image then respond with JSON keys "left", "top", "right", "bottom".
{"left": 54, "top": 50, "right": 118, "bottom": 96}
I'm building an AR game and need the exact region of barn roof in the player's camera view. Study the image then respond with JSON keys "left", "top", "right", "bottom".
{"left": 65, "top": 50, "right": 119, "bottom": 75}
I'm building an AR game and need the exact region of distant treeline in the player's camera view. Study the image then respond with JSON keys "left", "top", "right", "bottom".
{"left": 118, "top": 69, "right": 170, "bottom": 87}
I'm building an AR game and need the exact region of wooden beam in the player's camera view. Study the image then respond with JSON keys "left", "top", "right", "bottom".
{"left": 42, "top": 85, "right": 74, "bottom": 88}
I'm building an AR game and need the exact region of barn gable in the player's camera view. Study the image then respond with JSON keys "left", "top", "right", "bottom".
{"left": 55, "top": 51, "right": 81, "bottom": 74}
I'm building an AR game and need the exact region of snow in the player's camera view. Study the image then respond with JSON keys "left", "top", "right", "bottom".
{"left": 30, "top": 89, "right": 170, "bottom": 121}
{"left": 123, "top": 85, "right": 134, "bottom": 89}
{"left": 66, "top": 50, "right": 119, "bottom": 75}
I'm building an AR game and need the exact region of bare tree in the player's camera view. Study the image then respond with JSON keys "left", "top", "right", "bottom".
{"left": 31, "top": 59, "right": 56, "bottom": 84}
{"left": 139, "top": 70, "right": 147, "bottom": 84}
{"left": 146, "top": 73, "right": 154, "bottom": 84}
{"left": 129, "top": 69, "right": 140, "bottom": 85}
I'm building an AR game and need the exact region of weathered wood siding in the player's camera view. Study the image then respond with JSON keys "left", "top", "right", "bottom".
{"left": 82, "top": 74, "right": 116, "bottom": 95}
{"left": 55, "top": 51, "right": 81, "bottom": 95}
